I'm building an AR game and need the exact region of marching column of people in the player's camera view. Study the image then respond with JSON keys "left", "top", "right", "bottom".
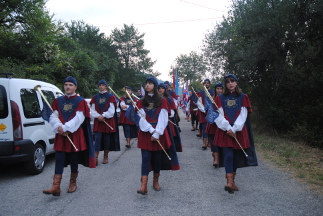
{"left": 42, "top": 74, "right": 256, "bottom": 197}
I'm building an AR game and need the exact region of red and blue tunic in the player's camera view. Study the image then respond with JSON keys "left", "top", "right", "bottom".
{"left": 136, "top": 97, "right": 172, "bottom": 151}
{"left": 213, "top": 93, "right": 252, "bottom": 149}
{"left": 52, "top": 95, "right": 90, "bottom": 152}
{"left": 90, "top": 92, "right": 117, "bottom": 133}
{"left": 118, "top": 96, "right": 138, "bottom": 125}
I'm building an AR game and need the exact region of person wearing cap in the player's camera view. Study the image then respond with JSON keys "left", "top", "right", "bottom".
{"left": 158, "top": 83, "right": 183, "bottom": 152}
{"left": 186, "top": 91, "right": 199, "bottom": 131}
{"left": 194, "top": 78, "right": 215, "bottom": 150}
{"left": 43, "top": 76, "right": 95, "bottom": 197}
{"left": 136, "top": 89, "right": 143, "bottom": 99}
{"left": 119, "top": 86, "right": 138, "bottom": 148}
{"left": 136, "top": 77, "right": 180, "bottom": 195}
{"left": 90, "top": 80, "right": 120, "bottom": 165}
{"left": 205, "top": 82, "right": 224, "bottom": 168}
{"left": 164, "top": 81, "right": 178, "bottom": 107}
{"left": 212, "top": 74, "right": 258, "bottom": 194}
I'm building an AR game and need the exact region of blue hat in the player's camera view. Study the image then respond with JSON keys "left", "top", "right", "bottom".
{"left": 146, "top": 76, "right": 158, "bottom": 88}
{"left": 224, "top": 74, "right": 238, "bottom": 82}
{"left": 204, "top": 78, "right": 211, "bottom": 83}
{"left": 63, "top": 76, "right": 78, "bottom": 86}
{"left": 126, "top": 86, "right": 132, "bottom": 91}
{"left": 158, "top": 83, "right": 167, "bottom": 89}
{"left": 98, "top": 80, "right": 108, "bottom": 86}
{"left": 164, "top": 81, "right": 170, "bottom": 85}
{"left": 214, "top": 82, "right": 224, "bottom": 88}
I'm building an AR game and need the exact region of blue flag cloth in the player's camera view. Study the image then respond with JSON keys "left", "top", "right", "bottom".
{"left": 205, "top": 97, "right": 219, "bottom": 124}
{"left": 191, "top": 93, "right": 198, "bottom": 103}
{"left": 41, "top": 102, "right": 53, "bottom": 122}
{"left": 125, "top": 104, "right": 140, "bottom": 126}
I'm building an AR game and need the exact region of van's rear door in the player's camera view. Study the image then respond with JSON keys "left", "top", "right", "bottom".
{"left": 0, "top": 80, "right": 14, "bottom": 155}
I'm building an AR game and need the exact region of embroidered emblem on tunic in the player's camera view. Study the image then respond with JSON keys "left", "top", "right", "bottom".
{"left": 63, "top": 103, "right": 73, "bottom": 112}
{"left": 99, "top": 97, "right": 106, "bottom": 104}
{"left": 126, "top": 99, "right": 132, "bottom": 104}
{"left": 147, "top": 103, "right": 154, "bottom": 110}
{"left": 226, "top": 99, "right": 237, "bottom": 108}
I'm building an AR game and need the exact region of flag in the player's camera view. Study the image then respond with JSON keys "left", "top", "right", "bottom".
{"left": 175, "top": 68, "right": 179, "bottom": 95}
{"left": 125, "top": 104, "right": 140, "bottom": 126}
{"left": 41, "top": 101, "right": 53, "bottom": 122}
{"left": 140, "top": 84, "right": 145, "bottom": 96}
{"left": 204, "top": 97, "right": 219, "bottom": 124}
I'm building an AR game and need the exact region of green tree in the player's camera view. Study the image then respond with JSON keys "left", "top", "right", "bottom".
{"left": 174, "top": 51, "right": 207, "bottom": 85}
{"left": 202, "top": 0, "right": 323, "bottom": 146}
{"left": 110, "top": 24, "right": 158, "bottom": 90}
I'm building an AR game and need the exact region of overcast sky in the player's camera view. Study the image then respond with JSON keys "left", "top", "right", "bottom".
{"left": 46, "top": 0, "right": 231, "bottom": 81}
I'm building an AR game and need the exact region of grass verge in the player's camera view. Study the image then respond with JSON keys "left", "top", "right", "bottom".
{"left": 254, "top": 132, "right": 323, "bottom": 195}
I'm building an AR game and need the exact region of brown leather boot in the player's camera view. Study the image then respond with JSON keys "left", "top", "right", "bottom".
{"left": 103, "top": 150, "right": 109, "bottom": 164}
{"left": 125, "top": 138, "right": 131, "bottom": 148}
{"left": 212, "top": 152, "right": 219, "bottom": 168}
{"left": 224, "top": 173, "right": 234, "bottom": 194}
{"left": 43, "top": 174, "right": 62, "bottom": 196}
{"left": 153, "top": 173, "right": 161, "bottom": 191}
{"left": 67, "top": 172, "right": 78, "bottom": 193}
{"left": 137, "top": 176, "right": 148, "bottom": 195}
{"left": 232, "top": 172, "right": 239, "bottom": 191}
{"left": 202, "top": 138, "right": 207, "bottom": 150}
{"left": 95, "top": 152, "right": 99, "bottom": 166}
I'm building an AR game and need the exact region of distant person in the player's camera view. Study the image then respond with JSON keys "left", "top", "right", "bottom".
{"left": 43, "top": 76, "right": 95, "bottom": 196}
{"left": 205, "top": 82, "right": 223, "bottom": 168}
{"left": 136, "top": 89, "right": 143, "bottom": 99}
{"left": 194, "top": 79, "right": 214, "bottom": 150}
{"left": 90, "top": 80, "right": 120, "bottom": 165}
{"left": 119, "top": 87, "right": 138, "bottom": 148}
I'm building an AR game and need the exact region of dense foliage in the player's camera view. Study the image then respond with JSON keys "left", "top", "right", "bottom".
{"left": 202, "top": 0, "right": 323, "bottom": 147}
{"left": 0, "top": 0, "right": 157, "bottom": 97}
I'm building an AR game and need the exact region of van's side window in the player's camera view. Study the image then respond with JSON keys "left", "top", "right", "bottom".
{"left": 20, "top": 89, "right": 41, "bottom": 118}
{"left": 41, "top": 90, "right": 56, "bottom": 105}
{"left": 0, "top": 85, "right": 8, "bottom": 118}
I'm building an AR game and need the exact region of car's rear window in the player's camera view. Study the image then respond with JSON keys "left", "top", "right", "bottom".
{"left": 0, "top": 85, "right": 8, "bottom": 118}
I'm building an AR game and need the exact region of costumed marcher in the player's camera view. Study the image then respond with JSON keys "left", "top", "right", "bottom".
{"left": 186, "top": 91, "right": 199, "bottom": 131}
{"left": 136, "top": 77, "right": 180, "bottom": 195}
{"left": 212, "top": 74, "right": 258, "bottom": 194}
{"left": 90, "top": 80, "right": 120, "bottom": 165}
{"left": 136, "top": 89, "right": 143, "bottom": 99}
{"left": 205, "top": 82, "right": 223, "bottom": 168}
{"left": 194, "top": 79, "right": 214, "bottom": 150}
{"left": 42, "top": 76, "right": 95, "bottom": 196}
{"left": 158, "top": 83, "right": 183, "bottom": 152}
{"left": 164, "top": 81, "right": 178, "bottom": 107}
{"left": 119, "top": 86, "right": 138, "bottom": 148}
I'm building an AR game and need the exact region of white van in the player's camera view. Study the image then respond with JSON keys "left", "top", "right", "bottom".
{"left": 0, "top": 73, "right": 63, "bottom": 174}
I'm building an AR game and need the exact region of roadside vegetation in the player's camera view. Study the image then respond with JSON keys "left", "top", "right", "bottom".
{"left": 254, "top": 130, "right": 323, "bottom": 195}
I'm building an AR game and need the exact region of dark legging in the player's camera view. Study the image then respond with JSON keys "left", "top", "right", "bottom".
{"left": 54, "top": 151, "right": 78, "bottom": 174}
{"left": 223, "top": 147, "right": 238, "bottom": 174}
{"left": 141, "top": 149, "right": 162, "bottom": 176}
{"left": 208, "top": 134, "right": 219, "bottom": 153}
{"left": 200, "top": 123, "right": 207, "bottom": 138}
{"left": 94, "top": 132, "right": 111, "bottom": 151}
{"left": 191, "top": 112, "right": 198, "bottom": 128}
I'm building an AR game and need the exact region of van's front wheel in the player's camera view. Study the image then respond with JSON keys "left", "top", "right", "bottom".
{"left": 25, "top": 143, "right": 46, "bottom": 175}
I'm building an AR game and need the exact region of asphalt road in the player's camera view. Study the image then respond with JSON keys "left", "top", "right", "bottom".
{"left": 1, "top": 112, "right": 322, "bottom": 216}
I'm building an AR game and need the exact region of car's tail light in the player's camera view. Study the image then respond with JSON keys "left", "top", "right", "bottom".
{"left": 11, "top": 100, "right": 23, "bottom": 140}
